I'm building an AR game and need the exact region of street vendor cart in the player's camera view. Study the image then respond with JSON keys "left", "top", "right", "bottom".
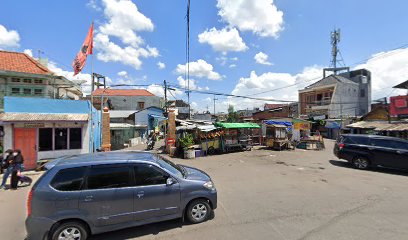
{"left": 263, "top": 120, "right": 293, "bottom": 150}
{"left": 214, "top": 122, "right": 261, "bottom": 153}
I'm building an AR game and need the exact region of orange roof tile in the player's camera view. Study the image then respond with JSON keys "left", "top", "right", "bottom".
{"left": 0, "top": 50, "right": 53, "bottom": 75}
{"left": 92, "top": 89, "right": 155, "bottom": 97}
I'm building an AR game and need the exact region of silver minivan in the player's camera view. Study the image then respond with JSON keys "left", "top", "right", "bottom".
{"left": 26, "top": 152, "right": 217, "bottom": 240}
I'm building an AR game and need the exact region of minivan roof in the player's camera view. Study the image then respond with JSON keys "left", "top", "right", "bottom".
{"left": 45, "top": 151, "right": 160, "bottom": 169}
{"left": 341, "top": 134, "right": 408, "bottom": 141}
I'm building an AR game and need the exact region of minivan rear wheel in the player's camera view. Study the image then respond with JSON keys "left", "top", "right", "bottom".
{"left": 50, "top": 221, "right": 88, "bottom": 240}
{"left": 186, "top": 199, "right": 211, "bottom": 224}
{"left": 353, "top": 156, "right": 370, "bottom": 170}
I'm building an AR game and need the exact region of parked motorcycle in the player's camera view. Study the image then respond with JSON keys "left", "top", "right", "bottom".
{"left": 146, "top": 138, "right": 156, "bottom": 150}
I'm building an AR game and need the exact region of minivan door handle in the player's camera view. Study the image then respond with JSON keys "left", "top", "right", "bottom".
{"left": 84, "top": 195, "right": 94, "bottom": 202}
{"left": 136, "top": 191, "right": 144, "bottom": 198}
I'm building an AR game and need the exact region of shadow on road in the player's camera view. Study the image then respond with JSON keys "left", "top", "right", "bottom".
{"left": 329, "top": 160, "right": 408, "bottom": 177}
{"left": 90, "top": 213, "right": 215, "bottom": 240}
{"left": 89, "top": 219, "right": 183, "bottom": 240}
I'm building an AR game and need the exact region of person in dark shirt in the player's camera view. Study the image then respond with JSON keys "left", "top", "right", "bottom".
{"left": 1, "top": 149, "right": 14, "bottom": 190}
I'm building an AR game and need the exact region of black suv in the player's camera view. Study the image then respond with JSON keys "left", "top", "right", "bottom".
{"left": 334, "top": 134, "right": 408, "bottom": 170}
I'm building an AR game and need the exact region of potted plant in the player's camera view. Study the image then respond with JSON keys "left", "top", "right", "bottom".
{"left": 179, "top": 134, "right": 195, "bottom": 159}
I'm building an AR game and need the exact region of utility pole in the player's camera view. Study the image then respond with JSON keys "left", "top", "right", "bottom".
{"left": 331, "top": 29, "right": 340, "bottom": 75}
{"left": 186, "top": 0, "right": 191, "bottom": 119}
{"left": 163, "top": 80, "right": 168, "bottom": 114}
{"left": 213, "top": 95, "right": 218, "bottom": 115}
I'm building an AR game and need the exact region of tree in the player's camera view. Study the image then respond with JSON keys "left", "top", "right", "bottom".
{"left": 227, "top": 105, "right": 238, "bottom": 122}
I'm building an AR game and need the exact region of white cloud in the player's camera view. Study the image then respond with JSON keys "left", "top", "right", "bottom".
{"left": 175, "top": 59, "right": 222, "bottom": 80}
{"left": 216, "top": 0, "right": 284, "bottom": 38}
{"left": 157, "top": 61, "right": 166, "bottom": 69}
{"left": 100, "top": 0, "right": 153, "bottom": 47}
{"left": 87, "top": 0, "right": 102, "bottom": 11}
{"left": 198, "top": 27, "right": 247, "bottom": 53}
{"left": 94, "top": 0, "right": 158, "bottom": 70}
{"left": 147, "top": 84, "right": 183, "bottom": 98}
{"left": 226, "top": 66, "right": 322, "bottom": 111}
{"left": 0, "top": 24, "right": 20, "bottom": 49}
{"left": 94, "top": 33, "right": 158, "bottom": 70}
{"left": 177, "top": 76, "right": 209, "bottom": 91}
{"left": 229, "top": 64, "right": 237, "bottom": 68}
{"left": 254, "top": 52, "right": 273, "bottom": 65}
{"left": 117, "top": 71, "right": 127, "bottom": 77}
{"left": 48, "top": 62, "right": 93, "bottom": 95}
{"left": 355, "top": 48, "right": 408, "bottom": 99}
{"left": 23, "top": 49, "right": 33, "bottom": 57}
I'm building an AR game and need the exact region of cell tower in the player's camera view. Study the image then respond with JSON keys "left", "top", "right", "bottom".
{"left": 331, "top": 29, "right": 340, "bottom": 71}
{"left": 323, "top": 28, "right": 349, "bottom": 77}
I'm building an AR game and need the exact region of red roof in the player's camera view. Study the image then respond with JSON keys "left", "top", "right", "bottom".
{"left": 0, "top": 50, "right": 53, "bottom": 75}
{"left": 92, "top": 89, "right": 155, "bottom": 97}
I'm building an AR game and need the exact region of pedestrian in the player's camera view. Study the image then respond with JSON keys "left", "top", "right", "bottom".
{"left": 1, "top": 149, "right": 15, "bottom": 190}
{"left": 12, "top": 149, "right": 24, "bottom": 171}
{"left": 10, "top": 150, "right": 24, "bottom": 190}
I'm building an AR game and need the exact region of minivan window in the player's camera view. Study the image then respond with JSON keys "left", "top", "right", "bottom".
{"left": 134, "top": 164, "right": 167, "bottom": 186}
{"left": 51, "top": 167, "right": 87, "bottom": 191}
{"left": 87, "top": 166, "right": 131, "bottom": 190}
{"left": 157, "top": 158, "right": 184, "bottom": 178}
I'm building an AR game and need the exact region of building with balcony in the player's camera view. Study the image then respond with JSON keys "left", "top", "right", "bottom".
{"left": 298, "top": 69, "right": 371, "bottom": 119}
{"left": 0, "top": 51, "right": 83, "bottom": 111}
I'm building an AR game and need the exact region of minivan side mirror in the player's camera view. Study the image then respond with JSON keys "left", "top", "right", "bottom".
{"left": 166, "top": 177, "right": 175, "bottom": 186}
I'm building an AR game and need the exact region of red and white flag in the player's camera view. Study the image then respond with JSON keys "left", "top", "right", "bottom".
{"left": 72, "top": 23, "right": 93, "bottom": 76}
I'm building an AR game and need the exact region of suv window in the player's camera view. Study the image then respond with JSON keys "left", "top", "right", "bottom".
{"left": 134, "top": 164, "right": 167, "bottom": 186}
{"left": 87, "top": 166, "right": 131, "bottom": 190}
{"left": 371, "top": 139, "right": 398, "bottom": 149}
{"left": 342, "top": 136, "right": 369, "bottom": 145}
{"left": 51, "top": 167, "right": 87, "bottom": 191}
{"left": 371, "top": 139, "right": 408, "bottom": 149}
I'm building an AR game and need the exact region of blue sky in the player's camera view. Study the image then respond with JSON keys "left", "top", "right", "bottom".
{"left": 1, "top": 0, "right": 408, "bottom": 112}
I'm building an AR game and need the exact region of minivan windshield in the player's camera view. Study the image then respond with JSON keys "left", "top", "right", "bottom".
{"left": 157, "top": 158, "right": 185, "bottom": 178}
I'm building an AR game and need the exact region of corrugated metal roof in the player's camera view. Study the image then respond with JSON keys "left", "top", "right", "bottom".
{"left": 347, "top": 121, "right": 408, "bottom": 131}
{"left": 4, "top": 97, "right": 91, "bottom": 114}
{"left": 110, "top": 123, "right": 147, "bottom": 129}
{"left": 110, "top": 110, "right": 137, "bottom": 118}
{"left": 92, "top": 89, "right": 155, "bottom": 96}
{"left": 306, "top": 75, "right": 357, "bottom": 89}
{"left": 0, "top": 113, "right": 88, "bottom": 122}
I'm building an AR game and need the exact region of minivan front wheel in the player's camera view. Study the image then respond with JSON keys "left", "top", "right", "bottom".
{"left": 353, "top": 156, "right": 370, "bottom": 170}
{"left": 186, "top": 199, "right": 211, "bottom": 224}
{"left": 51, "top": 221, "right": 88, "bottom": 240}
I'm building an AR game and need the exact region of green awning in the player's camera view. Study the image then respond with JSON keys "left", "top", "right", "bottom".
{"left": 215, "top": 122, "right": 260, "bottom": 129}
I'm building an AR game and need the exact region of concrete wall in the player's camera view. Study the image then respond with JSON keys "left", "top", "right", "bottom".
{"left": 105, "top": 96, "right": 162, "bottom": 110}
{"left": 328, "top": 83, "right": 360, "bottom": 118}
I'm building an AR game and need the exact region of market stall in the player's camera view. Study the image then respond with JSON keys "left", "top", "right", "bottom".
{"left": 263, "top": 120, "right": 293, "bottom": 150}
{"left": 214, "top": 122, "right": 261, "bottom": 152}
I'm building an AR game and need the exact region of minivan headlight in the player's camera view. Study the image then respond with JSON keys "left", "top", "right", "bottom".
{"left": 203, "top": 181, "right": 215, "bottom": 190}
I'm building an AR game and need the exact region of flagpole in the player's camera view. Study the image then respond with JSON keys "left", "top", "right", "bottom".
{"left": 90, "top": 21, "right": 94, "bottom": 154}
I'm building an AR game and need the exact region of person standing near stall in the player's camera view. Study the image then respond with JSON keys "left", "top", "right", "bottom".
{"left": 1, "top": 149, "right": 14, "bottom": 190}
{"left": 10, "top": 150, "right": 24, "bottom": 190}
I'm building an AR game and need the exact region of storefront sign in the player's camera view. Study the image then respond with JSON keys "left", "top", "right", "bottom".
{"left": 294, "top": 122, "right": 310, "bottom": 130}
{"left": 24, "top": 123, "right": 45, "bottom": 128}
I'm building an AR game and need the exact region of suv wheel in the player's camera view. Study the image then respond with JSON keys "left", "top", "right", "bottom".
{"left": 353, "top": 156, "right": 370, "bottom": 170}
{"left": 186, "top": 199, "right": 211, "bottom": 224}
{"left": 51, "top": 221, "right": 88, "bottom": 240}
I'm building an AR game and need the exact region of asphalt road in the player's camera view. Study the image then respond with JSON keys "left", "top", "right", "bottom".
{"left": 2, "top": 140, "right": 408, "bottom": 240}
